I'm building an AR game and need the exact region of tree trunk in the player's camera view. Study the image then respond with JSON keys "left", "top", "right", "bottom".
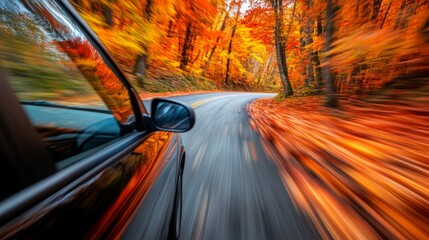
{"left": 225, "top": 1, "right": 242, "bottom": 85}
{"left": 322, "top": 0, "right": 338, "bottom": 107}
{"left": 225, "top": 26, "right": 237, "bottom": 85}
{"left": 371, "top": 0, "right": 383, "bottom": 22}
{"left": 306, "top": 0, "right": 315, "bottom": 84}
{"left": 134, "top": 54, "right": 147, "bottom": 88}
{"left": 394, "top": 0, "right": 408, "bottom": 29}
{"left": 274, "top": 20, "right": 290, "bottom": 96}
{"left": 180, "top": 22, "right": 192, "bottom": 70}
{"left": 191, "top": 49, "right": 201, "bottom": 65}
{"left": 203, "top": 7, "right": 230, "bottom": 76}
{"left": 134, "top": 0, "right": 153, "bottom": 89}
{"left": 307, "top": 45, "right": 315, "bottom": 86}
{"left": 360, "top": 0, "right": 372, "bottom": 24}
{"left": 315, "top": 15, "right": 323, "bottom": 88}
{"left": 300, "top": 26, "right": 308, "bottom": 86}
{"left": 167, "top": 20, "right": 173, "bottom": 37}
{"left": 394, "top": 0, "right": 424, "bottom": 30}
{"left": 380, "top": 0, "right": 394, "bottom": 29}
{"left": 262, "top": 52, "right": 274, "bottom": 84}
{"left": 306, "top": 0, "right": 315, "bottom": 86}
{"left": 270, "top": 0, "right": 294, "bottom": 97}
{"left": 101, "top": 0, "right": 114, "bottom": 28}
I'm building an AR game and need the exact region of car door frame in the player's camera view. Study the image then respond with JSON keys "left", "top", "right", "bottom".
{"left": 57, "top": 0, "right": 148, "bottom": 130}
{"left": 0, "top": 0, "right": 181, "bottom": 236}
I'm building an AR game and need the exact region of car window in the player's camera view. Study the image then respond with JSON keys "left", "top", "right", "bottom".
{"left": 0, "top": 1, "right": 133, "bottom": 164}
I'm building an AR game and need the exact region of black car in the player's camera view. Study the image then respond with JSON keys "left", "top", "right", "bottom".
{"left": 0, "top": 0, "right": 194, "bottom": 239}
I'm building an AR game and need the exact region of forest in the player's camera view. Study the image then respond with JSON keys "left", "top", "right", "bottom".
{"left": 0, "top": 0, "right": 426, "bottom": 238}
{"left": 70, "top": 1, "right": 429, "bottom": 238}
{"left": 71, "top": 0, "right": 428, "bottom": 104}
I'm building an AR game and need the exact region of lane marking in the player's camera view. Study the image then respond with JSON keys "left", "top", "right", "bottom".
{"left": 194, "top": 189, "right": 209, "bottom": 240}
{"left": 192, "top": 144, "right": 207, "bottom": 171}
{"left": 243, "top": 140, "right": 251, "bottom": 162}
{"left": 190, "top": 95, "right": 234, "bottom": 108}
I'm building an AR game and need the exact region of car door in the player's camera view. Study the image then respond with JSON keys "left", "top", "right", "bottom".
{"left": 0, "top": 0, "right": 186, "bottom": 239}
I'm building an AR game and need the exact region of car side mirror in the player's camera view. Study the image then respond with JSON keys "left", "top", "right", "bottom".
{"left": 151, "top": 98, "right": 195, "bottom": 132}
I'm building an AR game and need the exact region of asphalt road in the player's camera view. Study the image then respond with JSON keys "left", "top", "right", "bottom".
{"left": 165, "top": 92, "right": 319, "bottom": 240}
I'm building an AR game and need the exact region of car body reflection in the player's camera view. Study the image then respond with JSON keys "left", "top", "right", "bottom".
{"left": 0, "top": 131, "right": 177, "bottom": 239}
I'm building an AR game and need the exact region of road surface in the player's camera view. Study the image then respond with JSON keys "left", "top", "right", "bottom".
{"left": 164, "top": 92, "right": 319, "bottom": 240}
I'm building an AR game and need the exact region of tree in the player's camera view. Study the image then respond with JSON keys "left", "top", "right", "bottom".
{"left": 134, "top": 0, "right": 153, "bottom": 88}
{"left": 225, "top": 0, "right": 243, "bottom": 85}
{"left": 322, "top": 0, "right": 338, "bottom": 107}
{"left": 203, "top": 3, "right": 231, "bottom": 76}
{"left": 175, "top": 0, "right": 219, "bottom": 71}
{"left": 270, "top": 0, "right": 294, "bottom": 97}
{"left": 314, "top": 15, "right": 323, "bottom": 88}
{"left": 302, "top": 0, "right": 315, "bottom": 87}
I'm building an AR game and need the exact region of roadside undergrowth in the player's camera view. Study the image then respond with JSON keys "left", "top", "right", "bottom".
{"left": 248, "top": 96, "right": 429, "bottom": 239}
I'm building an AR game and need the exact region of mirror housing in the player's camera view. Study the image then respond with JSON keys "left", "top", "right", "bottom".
{"left": 150, "top": 98, "right": 195, "bottom": 133}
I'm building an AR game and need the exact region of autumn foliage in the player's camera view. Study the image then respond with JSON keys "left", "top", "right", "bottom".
{"left": 70, "top": 0, "right": 280, "bottom": 92}
{"left": 71, "top": 0, "right": 428, "bottom": 99}
{"left": 58, "top": 39, "right": 133, "bottom": 122}
{"left": 248, "top": 96, "right": 429, "bottom": 239}
{"left": 67, "top": 1, "right": 429, "bottom": 238}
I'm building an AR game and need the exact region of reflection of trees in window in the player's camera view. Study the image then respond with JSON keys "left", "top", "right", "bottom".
{"left": 0, "top": 1, "right": 94, "bottom": 100}
{"left": 57, "top": 38, "right": 133, "bottom": 122}
{"left": 24, "top": 0, "right": 134, "bottom": 122}
{"left": 0, "top": 0, "right": 134, "bottom": 122}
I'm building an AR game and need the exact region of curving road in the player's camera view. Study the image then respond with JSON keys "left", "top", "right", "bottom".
{"left": 164, "top": 92, "right": 319, "bottom": 240}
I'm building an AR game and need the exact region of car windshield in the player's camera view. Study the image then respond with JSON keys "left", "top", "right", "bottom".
{"left": 0, "top": 0, "right": 134, "bottom": 123}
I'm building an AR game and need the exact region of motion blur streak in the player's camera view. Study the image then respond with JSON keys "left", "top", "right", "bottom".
{"left": 248, "top": 96, "right": 429, "bottom": 239}
{"left": 178, "top": 93, "right": 318, "bottom": 240}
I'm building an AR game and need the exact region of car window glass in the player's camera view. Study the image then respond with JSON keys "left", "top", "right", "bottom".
{"left": 0, "top": 1, "right": 133, "bottom": 164}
